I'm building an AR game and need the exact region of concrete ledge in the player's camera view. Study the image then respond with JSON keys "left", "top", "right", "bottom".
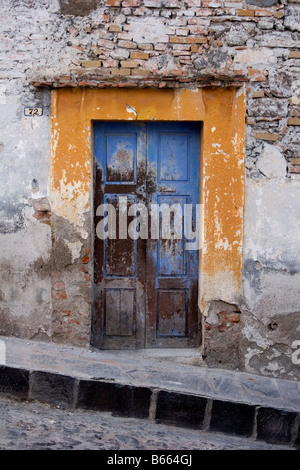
{"left": 0, "top": 336, "right": 300, "bottom": 448}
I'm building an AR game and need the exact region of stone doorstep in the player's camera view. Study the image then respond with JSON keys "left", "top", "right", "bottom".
{"left": 0, "top": 366, "right": 299, "bottom": 448}
{"left": 0, "top": 336, "right": 300, "bottom": 448}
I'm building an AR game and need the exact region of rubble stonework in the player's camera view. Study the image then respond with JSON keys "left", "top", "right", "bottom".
{"left": 0, "top": 0, "right": 300, "bottom": 381}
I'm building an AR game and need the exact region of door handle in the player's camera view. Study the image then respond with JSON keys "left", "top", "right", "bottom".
{"left": 136, "top": 184, "right": 146, "bottom": 194}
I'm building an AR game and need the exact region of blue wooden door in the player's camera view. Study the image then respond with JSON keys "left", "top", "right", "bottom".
{"left": 93, "top": 121, "right": 200, "bottom": 349}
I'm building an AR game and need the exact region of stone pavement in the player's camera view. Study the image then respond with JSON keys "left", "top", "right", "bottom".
{"left": 0, "top": 395, "right": 294, "bottom": 451}
{"left": 0, "top": 335, "right": 300, "bottom": 449}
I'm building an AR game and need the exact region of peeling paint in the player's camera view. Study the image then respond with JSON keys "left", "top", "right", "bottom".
{"left": 51, "top": 87, "right": 245, "bottom": 347}
{"left": 65, "top": 240, "right": 83, "bottom": 263}
{"left": 126, "top": 104, "right": 138, "bottom": 117}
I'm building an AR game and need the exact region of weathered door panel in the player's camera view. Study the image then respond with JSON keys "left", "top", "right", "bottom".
{"left": 146, "top": 122, "right": 200, "bottom": 347}
{"left": 93, "top": 122, "right": 146, "bottom": 349}
{"left": 93, "top": 121, "right": 200, "bottom": 349}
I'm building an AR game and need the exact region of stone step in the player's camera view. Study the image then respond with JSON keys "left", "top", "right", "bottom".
{"left": 0, "top": 335, "right": 299, "bottom": 448}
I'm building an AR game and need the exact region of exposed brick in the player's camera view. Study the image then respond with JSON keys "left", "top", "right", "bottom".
{"left": 154, "top": 43, "right": 167, "bottom": 51}
{"left": 81, "top": 60, "right": 101, "bottom": 68}
{"left": 54, "top": 75, "right": 71, "bottom": 82}
{"left": 248, "top": 68, "right": 263, "bottom": 76}
{"left": 131, "top": 68, "right": 151, "bottom": 76}
{"left": 189, "top": 25, "right": 209, "bottom": 35}
{"left": 176, "top": 28, "right": 189, "bottom": 36}
{"left": 254, "top": 9, "right": 273, "bottom": 17}
{"left": 120, "top": 60, "right": 139, "bottom": 68}
{"left": 252, "top": 91, "right": 265, "bottom": 98}
{"left": 196, "top": 8, "right": 213, "bottom": 16}
{"left": 273, "top": 10, "right": 284, "bottom": 19}
{"left": 118, "top": 40, "right": 137, "bottom": 49}
{"left": 111, "top": 67, "right": 131, "bottom": 75}
{"left": 102, "top": 58, "right": 119, "bottom": 68}
{"left": 202, "top": 0, "right": 222, "bottom": 7}
{"left": 212, "top": 40, "right": 223, "bottom": 47}
{"left": 52, "top": 281, "right": 66, "bottom": 291}
{"left": 138, "top": 43, "right": 154, "bottom": 50}
{"left": 52, "top": 291, "right": 67, "bottom": 300}
{"left": 237, "top": 9, "right": 255, "bottom": 17}
{"left": 288, "top": 117, "right": 300, "bottom": 126}
{"left": 253, "top": 132, "right": 280, "bottom": 141}
{"left": 81, "top": 255, "right": 90, "bottom": 264}
{"left": 169, "top": 36, "right": 207, "bottom": 44}
{"left": 289, "top": 167, "right": 300, "bottom": 174}
{"left": 289, "top": 51, "right": 300, "bottom": 59}
{"left": 291, "top": 110, "right": 300, "bottom": 117}
{"left": 106, "top": 0, "right": 122, "bottom": 5}
{"left": 109, "top": 24, "right": 122, "bottom": 32}
{"left": 291, "top": 158, "right": 300, "bottom": 165}
{"left": 130, "top": 51, "right": 149, "bottom": 59}
{"left": 173, "top": 51, "right": 191, "bottom": 56}
{"left": 122, "top": 0, "right": 141, "bottom": 6}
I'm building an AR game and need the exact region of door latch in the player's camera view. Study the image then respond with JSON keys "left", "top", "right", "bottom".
{"left": 136, "top": 184, "right": 146, "bottom": 195}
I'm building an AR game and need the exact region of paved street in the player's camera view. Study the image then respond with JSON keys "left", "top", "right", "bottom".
{"left": 0, "top": 395, "right": 294, "bottom": 451}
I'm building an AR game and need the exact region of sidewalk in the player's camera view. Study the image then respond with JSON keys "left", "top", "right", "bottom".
{"left": 0, "top": 335, "right": 299, "bottom": 448}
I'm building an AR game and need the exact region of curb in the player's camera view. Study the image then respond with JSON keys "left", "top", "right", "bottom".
{"left": 1, "top": 364, "right": 299, "bottom": 448}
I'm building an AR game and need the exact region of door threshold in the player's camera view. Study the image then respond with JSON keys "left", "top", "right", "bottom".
{"left": 96, "top": 348, "right": 205, "bottom": 367}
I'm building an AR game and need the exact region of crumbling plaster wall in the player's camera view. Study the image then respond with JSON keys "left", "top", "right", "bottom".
{"left": 0, "top": 0, "right": 299, "bottom": 380}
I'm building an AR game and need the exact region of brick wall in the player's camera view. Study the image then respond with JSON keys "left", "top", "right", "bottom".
{"left": 7, "top": 0, "right": 297, "bottom": 176}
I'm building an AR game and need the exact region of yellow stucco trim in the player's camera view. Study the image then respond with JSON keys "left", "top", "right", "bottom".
{"left": 51, "top": 87, "right": 245, "bottom": 314}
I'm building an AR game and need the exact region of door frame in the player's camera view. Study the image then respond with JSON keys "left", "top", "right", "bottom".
{"left": 92, "top": 121, "right": 201, "bottom": 349}
{"left": 50, "top": 87, "right": 245, "bottom": 348}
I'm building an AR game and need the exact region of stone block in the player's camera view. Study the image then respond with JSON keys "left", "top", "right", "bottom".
{"left": 30, "top": 371, "right": 76, "bottom": 408}
{"left": 256, "top": 407, "right": 297, "bottom": 444}
{"left": 257, "top": 143, "right": 287, "bottom": 179}
{"left": 248, "top": 98, "right": 288, "bottom": 118}
{"left": 0, "top": 366, "right": 29, "bottom": 399}
{"left": 76, "top": 380, "right": 151, "bottom": 418}
{"left": 156, "top": 391, "right": 207, "bottom": 429}
{"left": 210, "top": 400, "right": 255, "bottom": 437}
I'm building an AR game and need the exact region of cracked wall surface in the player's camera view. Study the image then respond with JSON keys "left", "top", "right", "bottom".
{"left": 0, "top": 0, "right": 299, "bottom": 381}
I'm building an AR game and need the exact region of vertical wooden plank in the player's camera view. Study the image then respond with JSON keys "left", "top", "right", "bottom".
{"left": 92, "top": 122, "right": 146, "bottom": 349}
{"left": 146, "top": 122, "right": 200, "bottom": 348}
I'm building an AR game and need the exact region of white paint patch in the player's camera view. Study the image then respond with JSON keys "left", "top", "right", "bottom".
{"left": 257, "top": 144, "right": 286, "bottom": 179}
{"left": 211, "top": 127, "right": 216, "bottom": 133}
{"left": 126, "top": 104, "right": 138, "bottom": 117}
{"left": 215, "top": 237, "right": 231, "bottom": 251}
{"left": 65, "top": 240, "right": 83, "bottom": 263}
{"left": 234, "top": 48, "right": 276, "bottom": 66}
{"left": 236, "top": 85, "right": 246, "bottom": 99}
